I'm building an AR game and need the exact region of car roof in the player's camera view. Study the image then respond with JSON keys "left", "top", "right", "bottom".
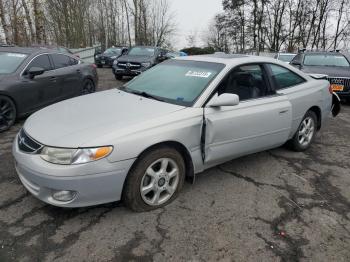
{"left": 278, "top": 53, "right": 296, "bottom": 55}
{"left": 302, "top": 51, "right": 346, "bottom": 56}
{"left": 0, "top": 46, "right": 57, "bottom": 55}
{"left": 176, "top": 54, "right": 280, "bottom": 66}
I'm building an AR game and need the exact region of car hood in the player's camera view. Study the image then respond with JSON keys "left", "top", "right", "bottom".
{"left": 24, "top": 89, "right": 185, "bottom": 148}
{"left": 117, "top": 55, "right": 154, "bottom": 63}
{"left": 301, "top": 66, "right": 350, "bottom": 78}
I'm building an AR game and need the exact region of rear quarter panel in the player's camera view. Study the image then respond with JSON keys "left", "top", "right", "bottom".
{"left": 277, "top": 79, "right": 331, "bottom": 138}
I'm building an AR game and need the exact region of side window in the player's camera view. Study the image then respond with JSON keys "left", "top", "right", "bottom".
{"left": 217, "top": 64, "right": 269, "bottom": 101}
{"left": 26, "top": 54, "right": 52, "bottom": 72}
{"left": 268, "top": 64, "right": 305, "bottom": 90}
{"left": 51, "top": 54, "right": 71, "bottom": 69}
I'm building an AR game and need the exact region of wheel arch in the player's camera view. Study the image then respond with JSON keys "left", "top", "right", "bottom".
{"left": 308, "top": 106, "right": 322, "bottom": 130}
{"left": 130, "top": 141, "right": 195, "bottom": 182}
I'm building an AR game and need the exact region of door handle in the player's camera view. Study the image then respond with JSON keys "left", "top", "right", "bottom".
{"left": 49, "top": 76, "right": 57, "bottom": 81}
{"left": 279, "top": 110, "right": 289, "bottom": 114}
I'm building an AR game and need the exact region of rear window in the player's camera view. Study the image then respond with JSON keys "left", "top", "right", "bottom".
{"left": 304, "top": 54, "right": 350, "bottom": 67}
{"left": 0, "top": 52, "right": 28, "bottom": 74}
{"left": 51, "top": 54, "right": 72, "bottom": 69}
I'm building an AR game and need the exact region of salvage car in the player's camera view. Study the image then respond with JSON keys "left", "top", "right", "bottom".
{"left": 290, "top": 50, "right": 350, "bottom": 102}
{"left": 94, "top": 47, "right": 128, "bottom": 68}
{"left": 0, "top": 47, "right": 98, "bottom": 132}
{"left": 112, "top": 46, "right": 169, "bottom": 80}
{"left": 13, "top": 54, "right": 339, "bottom": 211}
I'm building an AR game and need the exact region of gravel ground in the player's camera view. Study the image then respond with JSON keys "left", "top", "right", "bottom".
{"left": 0, "top": 68, "right": 350, "bottom": 262}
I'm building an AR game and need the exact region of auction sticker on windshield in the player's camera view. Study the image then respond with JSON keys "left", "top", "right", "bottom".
{"left": 185, "top": 71, "right": 212, "bottom": 78}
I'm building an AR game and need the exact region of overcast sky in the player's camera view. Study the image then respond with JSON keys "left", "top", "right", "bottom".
{"left": 170, "top": 0, "right": 223, "bottom": 50}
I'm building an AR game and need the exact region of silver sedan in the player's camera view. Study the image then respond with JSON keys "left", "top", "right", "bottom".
{"left": 12, "top": 54, "right": 339, "bottom": 211}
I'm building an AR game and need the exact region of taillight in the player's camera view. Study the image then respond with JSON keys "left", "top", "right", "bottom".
{"left": 91, "top": 64, "right": 97, "bottom": 69}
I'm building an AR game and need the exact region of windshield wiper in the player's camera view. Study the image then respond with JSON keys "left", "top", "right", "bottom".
{"left": 128, "top": 89, "right": 165, "bottom": 102}
{"left": 119, "top": 86, "right": 165, "bottom": 102}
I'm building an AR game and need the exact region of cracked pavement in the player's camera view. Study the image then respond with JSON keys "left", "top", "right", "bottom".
{"left": 0, "top": 68, "right": 350, "bottom": 261}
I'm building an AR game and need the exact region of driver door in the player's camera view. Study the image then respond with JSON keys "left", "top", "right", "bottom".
{"left": 20, "top": 54, "right": 60, "bottom": 111}
{"left": 203, "top": 64, "right": 292, "bottom": 168}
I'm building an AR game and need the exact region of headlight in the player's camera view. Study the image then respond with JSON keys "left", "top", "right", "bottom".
{"left": 141, "top": 62, "right": 151, "bottom": 68}
{"left": 113, "top": 60, "right": 119, "bottom": 65}
{"left": 40, "top": 146, "right": 113, "bottom": 165}
{"left": 95, "top": 55, "right": 99, "bottom": 59}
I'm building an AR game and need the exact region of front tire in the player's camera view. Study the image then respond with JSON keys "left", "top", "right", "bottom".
{"left": 0, "top": 95, "right": 16, "bottom": 132}
{"left": 288, "top": 111, "right": 317, "bottom": 152}
{"left": 123, "top": 146, "right": 185, "bottom": 212}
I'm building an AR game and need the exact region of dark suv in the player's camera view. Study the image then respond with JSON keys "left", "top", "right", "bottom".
{"left": 290, "top": 50, "right": 350, "bottom": 101}
{"left": 95, "top": 47, "right": 128, "bottom": 68}
{"left": 112, "top": 46, "right": 169, "bottom": 80}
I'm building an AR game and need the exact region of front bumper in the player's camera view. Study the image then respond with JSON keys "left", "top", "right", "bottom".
{"left": 95, "top": 58, "right": 114, "bottom": 66}
{"left": 112, "top": 66, "right": 148, "bottom": 76}
{"left": 12, "top": 137, "right": 135, "bottom": 208}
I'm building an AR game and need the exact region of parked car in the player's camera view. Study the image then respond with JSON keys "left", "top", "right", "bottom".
{"left": 112, "top": 46, "right": 169, "bottom": 80}
{"left": 0, "top": 47, "right": 98, "bottom": 132}
{"left": 290, "top": 50, "right": 350, "bottom": 102}
{"left": 94, "top": 47, "right": 128, "bottom": 68}
{"left": 13, "top": 54, "right": 339, "bottom": 211}
{"left": 274, "top": 52, "right": 296, "bottom": 63}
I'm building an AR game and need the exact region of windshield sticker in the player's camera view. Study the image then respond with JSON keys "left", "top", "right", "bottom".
{"left": 6, "top": 53, "right": 27, "bottom": 58}
{"left": 185, "top": 71, "right": 212, "bottom": 78}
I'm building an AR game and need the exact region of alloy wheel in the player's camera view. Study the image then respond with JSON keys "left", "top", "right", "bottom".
{"left": 140, "top": 158, "right": 180, "bottom": 206}
{"left": 82, "top": 81, "right": 94, "bottom": 94}
{"left": 298, "top": 117, "right": 315, "bottom": 147}
{"left": 0, "top": 97, "right": 16, "bottom": 132}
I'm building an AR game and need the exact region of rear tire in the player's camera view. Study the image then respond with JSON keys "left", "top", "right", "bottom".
{"left": 123, "top": 146, "right": 185, "bottom": 212}
{"left": 288, "top": 111, "right": 317, "bottom": 152}
{"left": 0, "top": 95, "right": 16, "bottom": 132}
{"left": 82, "top": 79, "right": 95, "bottom": 95}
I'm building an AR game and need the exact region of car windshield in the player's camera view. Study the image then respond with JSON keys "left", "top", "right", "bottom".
{"left": 128, "top": 47, "right": 155, "bottom": 56}
{"left": 0, "top": 52, "right": 28, "bottom": 74}
{"left": 304, "top": 54, "right": 350, "bottom": 67}
{"left": 122, "top": 60, "right": 225, "bottom": 106}
{"left": 278, "top": 54, "right": 295, "bottom": 62}
{"left": 104, "top": 48, "right": 122, "bottom": 55}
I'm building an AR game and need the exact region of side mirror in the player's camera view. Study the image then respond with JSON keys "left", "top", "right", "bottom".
{"left": 28, "top": 67, "right": 45, "bottom": 79}
{"left": 207, "top": 93, "right": 240, "bottom": 107}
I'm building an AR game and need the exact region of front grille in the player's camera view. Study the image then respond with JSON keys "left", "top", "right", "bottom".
{"left": 18, "top": 129, "right": 43, "bottom": 154}
{"left": 327, "top": 77, "right": 350, "bottom": 92}
{"left": 117, "top": 62, "right": 141, "bottom": 69}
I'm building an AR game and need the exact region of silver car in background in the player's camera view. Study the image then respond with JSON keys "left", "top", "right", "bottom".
{"left": 13, "top": 54, "right": 339, "bottom": 211}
